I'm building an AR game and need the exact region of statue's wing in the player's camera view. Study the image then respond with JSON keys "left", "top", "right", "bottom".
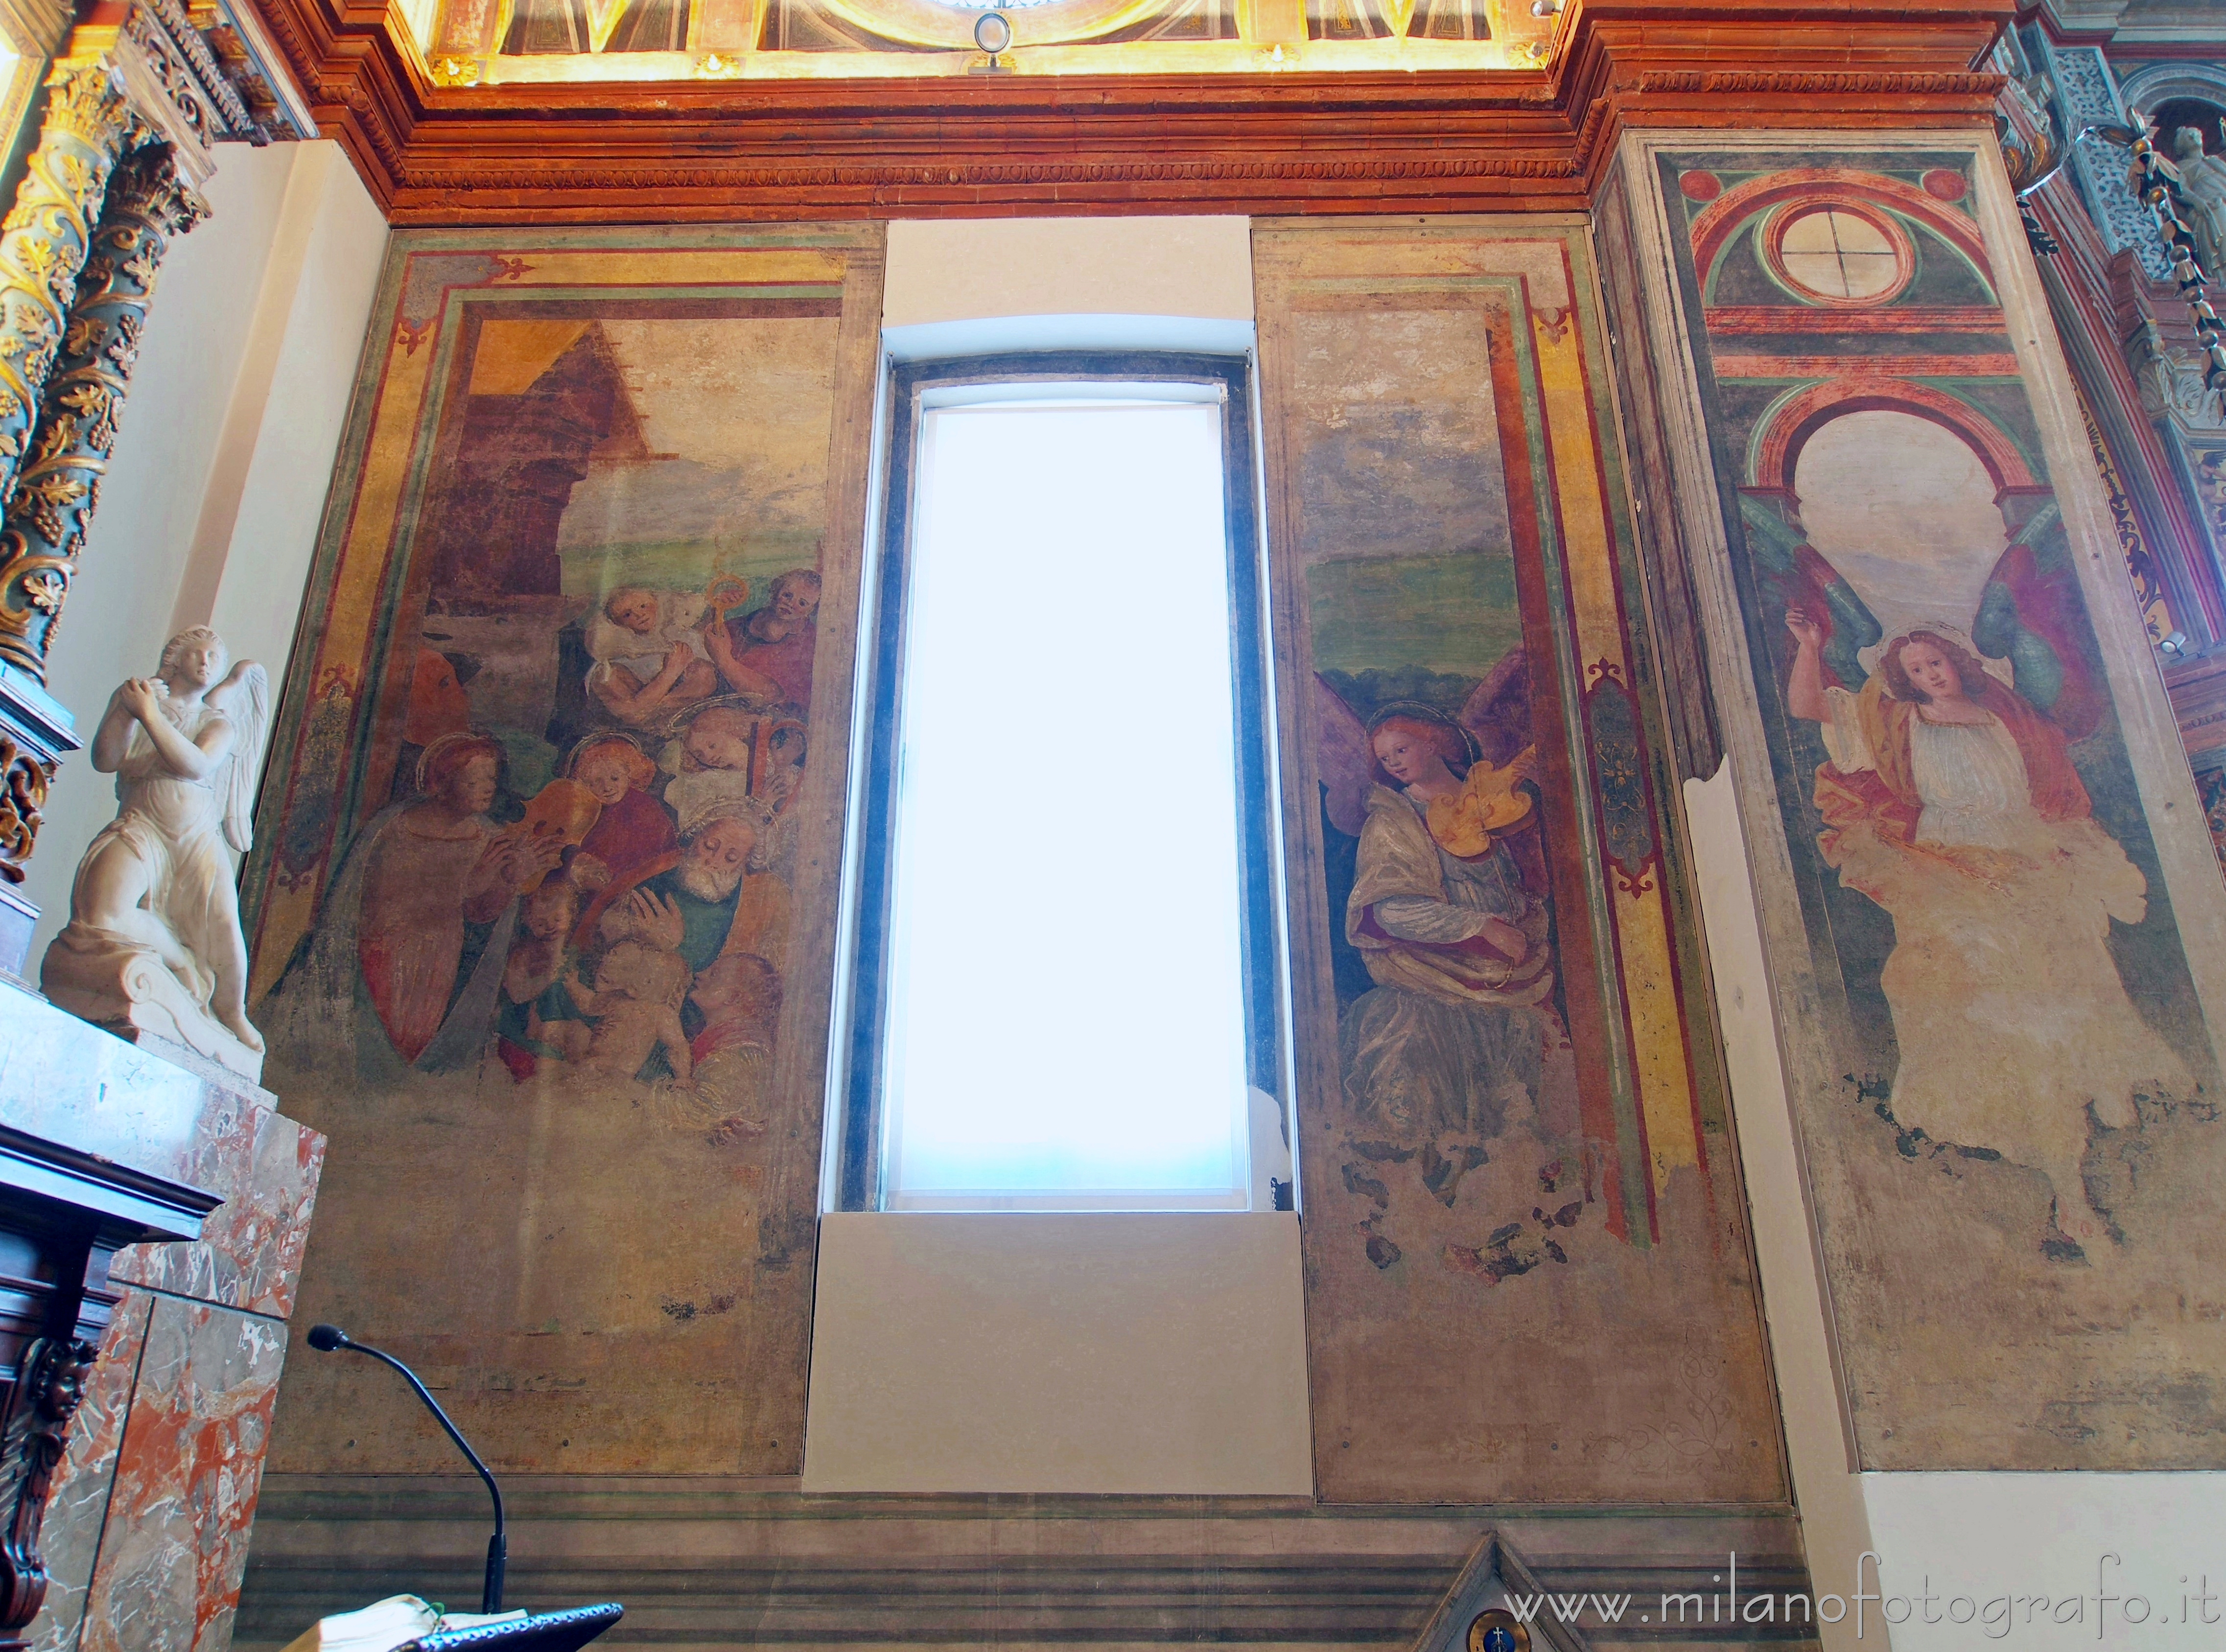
{"left": 1971, "top": 539, "right": 2104, "bottom": 738}
{"left": 212, "top": 661, "right": 270, "bottom": 854}
{"left": 1314, "top": 674, "right": 1375, "bottom": 838}
{"left": 1456, "top": 644, "right": 1530, "bottom": 765}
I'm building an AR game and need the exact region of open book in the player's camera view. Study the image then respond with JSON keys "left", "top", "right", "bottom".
{"left": 281, "top": 1595, "right": 527, "bottom": 1652}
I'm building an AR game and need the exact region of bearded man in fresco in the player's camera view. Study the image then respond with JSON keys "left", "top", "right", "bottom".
{"left": 588, "top": 800, "right": 786, "bottom": 973}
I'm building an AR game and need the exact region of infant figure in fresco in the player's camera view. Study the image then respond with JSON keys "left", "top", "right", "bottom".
{"left": 664, "top": 950, "right": 782, "bottom": 1141}
{"left": 499, "top": 872, "right": 594, "bottom": 1062}
{"left": 586, "top": 586, "right": 720, "bottom": 725}
{"left": 567, "top": 937, "right": 695, "bottom": 1085}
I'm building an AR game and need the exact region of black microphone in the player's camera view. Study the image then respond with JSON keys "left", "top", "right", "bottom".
{"left": 307, "top": 1324, "right": 506, "bottom": 1613}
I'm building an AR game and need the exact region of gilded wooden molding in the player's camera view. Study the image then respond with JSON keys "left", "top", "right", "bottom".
{"left": 0, "top": 143, "right": 205, "bottom": 681}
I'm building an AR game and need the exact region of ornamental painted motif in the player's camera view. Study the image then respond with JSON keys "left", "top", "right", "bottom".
{"left": 417, "top": 0, "right": 1553, "bottom": 82}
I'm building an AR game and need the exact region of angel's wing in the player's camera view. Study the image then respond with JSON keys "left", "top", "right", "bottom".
{"left": 1457, "top": 645, "right": 1530, "bottom": 766}
{"left": 1314, "top": 675, "right": 1376, "bottom": 839}
{"left": 1736, "top": 497, "right": 1883, "bottom": 690}
{"left": 1972, "top": 538, "right": 2103, "bottom": 738}
{"left": 1789, "top": 544, "right": 1885, "bottom": 692}
{"left": 208, "top": 660, "right": 269, "bottom": 855}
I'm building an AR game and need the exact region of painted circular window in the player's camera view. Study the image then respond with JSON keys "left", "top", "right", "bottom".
{"left": 1769, "top": 205, "right": 1912, "bottom": 305}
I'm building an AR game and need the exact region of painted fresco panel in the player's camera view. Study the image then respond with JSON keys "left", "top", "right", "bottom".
{"left": 242, "top": 228, "right": 883, "bottom": 1476}
{"left": 1653, "top": 145, "right": 2226, "bottom": 1467}
{"left": 1254, "top": 221, "right": 1784, "bottom": 1503}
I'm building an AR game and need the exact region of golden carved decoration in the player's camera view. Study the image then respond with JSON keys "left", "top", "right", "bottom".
{"left": 0, "top": 141, "right": 204, "bottom": 680}
{"left": 0, "top": 732, "right": 52, "bottom": 885}
{"left": 0, "top": 64, "right": 139, "bottom": 513}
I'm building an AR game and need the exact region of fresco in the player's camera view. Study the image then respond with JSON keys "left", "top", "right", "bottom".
{"left": 1254, "top": 221, "right": 1786, "bottom": 1503}
{"left": 242, "top": 228, "right": 883, "bottom": 1475}
{"left": 1655, "top": 148, "right": 2226, "bottom": 1467}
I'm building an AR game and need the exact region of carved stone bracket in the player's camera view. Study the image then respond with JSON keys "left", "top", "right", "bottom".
{"left": 0, "top": 143, "right": 205, "bottom": 682}
{"left": 0, "top": 65, "right": 140, "bottom": 523}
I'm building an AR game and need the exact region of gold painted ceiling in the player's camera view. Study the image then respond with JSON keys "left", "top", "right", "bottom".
{"left": 410, "top": 0, "right": 1553, "bottom": 84}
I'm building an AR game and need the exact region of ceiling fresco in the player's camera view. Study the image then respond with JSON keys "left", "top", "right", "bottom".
{"left": 409, "top": 0, "right": 1552, "bottom": 83}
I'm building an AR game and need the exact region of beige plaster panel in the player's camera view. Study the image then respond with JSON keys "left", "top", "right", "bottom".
{"left": 802, "top": 1211, "right": 1312, "bottom": 1493}
{"left": 882, "top": 216, "right": 1254, "bottom": 326}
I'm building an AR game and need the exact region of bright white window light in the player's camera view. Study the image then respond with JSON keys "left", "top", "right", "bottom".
{"left": 879, "top": 396, "right": 1252, "bottom": 1210}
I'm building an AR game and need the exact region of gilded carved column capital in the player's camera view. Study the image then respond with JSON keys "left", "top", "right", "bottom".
{"left": 0, "top": 142, "right": 203, "bottom": 679}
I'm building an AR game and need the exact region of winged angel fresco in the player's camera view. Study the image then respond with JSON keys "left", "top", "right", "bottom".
{"left": 1768, "top": 531, "right": 2188, "bottom": 1250}
{"left": 1314, "top": 650, "right": 1570, "bottom": 1242}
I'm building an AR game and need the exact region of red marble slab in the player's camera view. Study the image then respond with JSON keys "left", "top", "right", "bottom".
{"left": 75, "top": 1297, "right": 290, "bottom": 1652}
{"left": 27, "top": 1290, "right": 153, "bottom": 1652}
{"left": 0, "top": 984, "right": 326, "bottom": 1319}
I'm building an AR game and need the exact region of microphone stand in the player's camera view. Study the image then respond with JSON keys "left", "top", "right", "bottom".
{"left": 308, "top": 1324, "right": 505, "bottom": 1614}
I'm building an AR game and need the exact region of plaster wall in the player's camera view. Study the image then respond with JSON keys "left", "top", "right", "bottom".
{"left": 803, "top": 1213, "right": 1312, "bottom": 1493}
{"left": 23, "top": 138, "right": 387, "bottom": 965}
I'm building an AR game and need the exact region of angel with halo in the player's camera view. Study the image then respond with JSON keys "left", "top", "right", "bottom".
{"left": 1315, "top": 651, "right": 1564, "bottom": 1214}
{"left": 42, "top": 626, "right": 270, "bottom": 1080}
{"left": 1780, "top": 572, "right": 2189, "bottom": 1252}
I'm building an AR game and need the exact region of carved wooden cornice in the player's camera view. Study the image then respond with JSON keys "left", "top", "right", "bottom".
{"left": 242, "top": 0, "right": 2014, "bottom": 222}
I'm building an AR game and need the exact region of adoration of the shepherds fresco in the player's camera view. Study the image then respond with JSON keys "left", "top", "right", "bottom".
{"left": 1254, "top": 221, "right": 1784, "bottom": 1504}
{"left": 242, "top": 231, "right": 880, "bottom": 1475}
{"left": 1658, "top": 149, "right": 2226, "bottom": 1468}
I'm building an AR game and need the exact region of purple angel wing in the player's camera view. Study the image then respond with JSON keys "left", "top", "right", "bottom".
{"left": 1314, "top": 674, "right": 1376, "bottom": 838}
{"left": 1457, "top": 644, "right": 1531, "bottom": 765}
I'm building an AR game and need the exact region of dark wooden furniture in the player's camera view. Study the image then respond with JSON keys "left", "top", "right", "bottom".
{"left": 0, "top": 1123, "right": 217, "bottom": 1650}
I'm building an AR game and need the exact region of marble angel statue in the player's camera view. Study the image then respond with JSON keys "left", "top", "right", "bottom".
{"left": 42, "top": 626, "right": 271, "bottom": 1081}
{"left": 1774, "top": 534, "right": 2189, "bottom": 1252}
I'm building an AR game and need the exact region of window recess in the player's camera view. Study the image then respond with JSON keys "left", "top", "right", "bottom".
{"left": 827, "top": 350, "right": 1294, "bottom": 1214}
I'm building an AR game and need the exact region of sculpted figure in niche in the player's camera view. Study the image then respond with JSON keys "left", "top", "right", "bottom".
{"left": 1783, "top": 610, "right": 2189, "bottom": 1248}
{"left": 42, "top": 628, "right": 270, "bottom": 1079}
{"left": 2168, "top": 126, "right": 2226, "bottom": 285}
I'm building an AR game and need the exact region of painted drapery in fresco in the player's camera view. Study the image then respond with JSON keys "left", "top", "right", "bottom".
{"left": 241, "top": 228, "right": 882, "bottom": 1475}
{"left": 1654, "top": 148, "right": 2226, "bottom": 1467}
{"left": 1255, "top": 221, "right": 1785, "bottom": 1503}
